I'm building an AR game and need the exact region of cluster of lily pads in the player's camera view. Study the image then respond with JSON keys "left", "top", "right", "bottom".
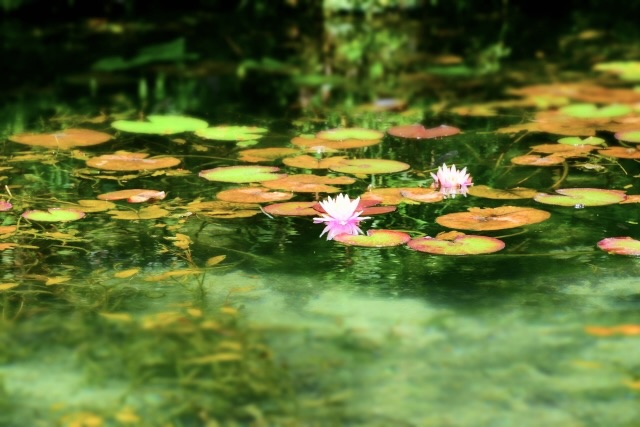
{"left": 5, "top": 105, "right": 640, "bottom": 257}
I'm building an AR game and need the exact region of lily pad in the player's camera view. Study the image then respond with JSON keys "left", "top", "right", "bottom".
{"left": 9, "top": 128, "right": 112, "bottom": 149}
{"left": 215, "top": 187, "right": 293, "bottom": 203}
{"left": 436, "top": 206, "right": 551, "bottom": 231}
{"left": 534, "top": 188, "right": 626, "bottom": 207}
{"left": 237, "top": 147, "right": 299, "bottom": 163}
{"left": 291, "top": 135, "right": 380, "bottom": 150}
{"left": 315, "top": 127, "right": 384, "bottom": 141}
{"left": 614, "top": 130, "right": 640, "bottom": 143}
{"left": 262, "top": 174, "right": 355, "bottom": 193}
{"left": 87, "top": 152, "right": 181, "bottom": 171}
{"left": 529, "top": 143, "right": 595, "bottom": 157}
{"left": 22, "top": 208, "right": 85, "bottom": 222}
{"left": 186, "top": 200, "right": 260, "bottom": 218}
{"left": 0, "top": 201, "right": 12, "bottom": 211}
{"left": 598, "top": 147, "right": 640, "bottom": 159}
{"left": 597, "top": 237, "right": 640, "bottom": 256}
{"left": 557, "top": 136, "right": 605, "bottom": 146}
{"left": 329, "top": 159, "right": 410, "bottom": 175}
{"left": 360, "top": 188, "right": 421, "bottom": 205}
{"left": 333, "top": 229, "right": 411, "bottom": 247}
{"left": 195, "top": 126, "right": 268, "bottom": 141}
{"left": 199, "top": 166, "right": 285, "bottom": 183}
{"left": 262, "top": 201, "right": 319, "bottom": 216}
{"left": 97, "top": 189, "right": 166, "bottom": 203}
{"left": 112, "top": 115, "right": 208, "bottom": 134}
{"left": 466, "top": 185, "right": 537, "bottom": 199}
{"left": 399, "top": 188, "right": 445, "bottom": 203}
{"left": 511, "top": 154, "right": 565, "bottom": 166}
{"left": 387, "top": 124, "right": 461, "bottom": 139}
{"left": 559, "top": 103, "right": 632, "bottom": 119}
{"left": 407, "top": 231, "right": 505, "bottom": 255}
{"left": 282, "top": 155, "right": 349, "bottom": 170}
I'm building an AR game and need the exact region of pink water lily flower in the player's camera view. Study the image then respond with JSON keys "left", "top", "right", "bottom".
{"left": 313, "top": 193, "right": 371, "bottom": 240}
{"left": 431, "top": 163, "right": 473, "bottom": 198}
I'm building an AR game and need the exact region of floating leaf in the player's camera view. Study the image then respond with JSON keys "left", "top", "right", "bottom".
{"left": 112, "top": 115, "right": 208, "bottom": 134}
{"left": 282, "top": 155, "right": 349, "bottom": 170}
{"left": 466, "top": 185, "right": 537, "bottom": 199}
{"left": 436, "top": 206, "right": 551, "bottom": 231}
{"left": 199, "top": 166, "right": 285, "bottom": 183}
{"left": 262, "top": 174, "right": 353, "bottom": 193}
{"left": 329, "top": 159, "right": 410, "bottom": 175}
{"left": 71, "top": 200, "right": 117, "bottom": 212}
{"left": 196, "top": 125, "right": 268, "bottom": 141}
{"left": 8, "top": 128, "right": 112, "bottom": 149}
{"left": 614, "top": 130, "right": 640, "bottom": 143}
{"left": 87, "top": 152, "right": 181, "bottom": 171}
{"left": 594, "top": 61, "right": 640, "bottom": 81}
{"left": 597, "top": 237, "right": 640, "bottom": 256}
{"left": 511, "top": 154, "right": 565, "bottom": 166}
{"left": 315, "top": 127, "right": 384, "bottom": 141}
{"left": 333, "top": 229, "right": 411, "bottom": 247}
{"left": 387, "top": 124, "right": 461, "bottom": 139}
{"left": 46, "top": 276, "right": 71, "bottom": 286}
{"left": 529, "top": 143, "right": 595, "bottom": 157}
{"left": 22, "top": 208, "right": 85, "bottom": 222}
{"left": 0, "top": 201, "right": 12, "bottom": 211}
{"left": 407, "top": 231, "right": 505, "bottom": 255}
{"left": 399, "top": 188, "right": 445, "bottom": 203}
{"left": 557, "top": 136, "right": 605, "bottom": 146}
{"left": 206, "top": 255, "right": 226, "bottom": 266}
{"left": 534, "top": 188, "right": 626, "bottom": 207}
{"left": 262, "top": 201, "right": 318, "bottom": 216}
{"left": 291, "top": 135, "right": 380, "bottom": 150}
{"left": 559, "top": 103, "right": 631, "bottom": 119}
{"left": 360, "top": 188, "right": 421, "bottom": 205}
{"left": 108, "top": 205, "right": 170, "bottom": 220}
{"left": 598, "top": 146, "right": 640, "bottom": 159}
{"left": 215, "top": 187, "right": 293, "bottom": 203}
{"left": 97, "top": 189, "right": 166, "bottom": 203}
{"left": 186, "top": 200, "right": 261, "bottom": 218}
{"left": 237, "top": 147, "right": 299, "bottom": 163}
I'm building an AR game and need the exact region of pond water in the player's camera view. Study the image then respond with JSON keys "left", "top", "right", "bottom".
{"left": 2, "top": 3, "right": 640, "bottom": 426}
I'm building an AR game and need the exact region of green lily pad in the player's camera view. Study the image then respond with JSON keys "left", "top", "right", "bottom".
{"left": 316, "top": 127, "right": 384, "bottom": 141}
{"left": 22, "top": 208, "right": 85, "bottom": 222}
{"left": 597, "top": 237, "right": 640, "bottom": 256}
{"left": 329, "top": 159, "right": 410, "bottom": 175}
{"left": 559, "top": 103, "right": 631, "bottom": 119}
{"left": 557, "top": 136, "right": 605, "bottom": 146}
{"left": 199, "top": 166, "right": 285, "bottom": 183}
{"left": 407, "top": 231, "right": 505, "bottom": 255}
{"left": 333, "top": 229, "right": 411, "bottom": 247}
{"left": 112, "top": 115, "right": 208, "bottom": 134}
{"left": 615, "top": 130, "right": 640, "bottom": 143}
{"left": 195, "top": 126, "right": 268, "bottom": 141}
{"left": 594, "top": 61, "right": 640, "bottom": 81}
{"left": 534, "top": 188, "right": 626, "bottom": 207}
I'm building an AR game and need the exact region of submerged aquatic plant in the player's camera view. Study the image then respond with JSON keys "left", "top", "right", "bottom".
{"left": 431, "top": 163, "right": 473, "bottom": 198}
{"left": 313, "top": 193, "right": 371, "bottom": 240}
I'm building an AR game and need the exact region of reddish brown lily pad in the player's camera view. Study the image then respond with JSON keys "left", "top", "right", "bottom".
{"left": 360, "top": 188, "right": 421, "bottom": 205}
{"left": 466, "top": 185, "right": 537, "bottom": 199}
{"left": 597, "top": 237, "right": 640, "bottom": 256}
{"left": 534, "top": 188, "right": 626, "bottom": 207}
{"left": 215, "top": 187, "right": 293, "bottom": 203}
{"left": 87, "top": 152, "right": 180, "bottom": 171}
{"left": 387, "top": 124, "right": 461, "bottom": 139}
{"left": 0, "top": 201, "right": 12, "bottom": 211}
{"left": 598, "top": 147, "right": 640, "bottom": 159}
{"left": 436, "top": 206, "right": 551, "bottom": 231}
{"left": 262, "top": 201, "right": 319, "bottom": 216}
{"left": 399, "top": 188, "right": 445, "bottom": 203}
{"left": 407, "top": 231, "right": 505, "bottom": 255}
{"left": 333, "top": 229, "right": 411, "bottom": 247}
{"left": 262, "top": 174, "right": 354, "bottom": 193}
{"left": 9, "top": 128, "right": 112, "bottom": 149}
{"left": 97, "top": 189, "right": 166, "bottom": 203}
{"left": 529, "top": 143, "right": 595, "bottom": 157}
{"left": 282, "top": 155, "right": 349, "bottom": 170}
{"left": 329, "top": 159, "right": 410, "bottom": 175}
{"left": 291, "top": 136, "right": 380, "bottom": 150}
{"left": 511, "top": 154, "right": 565, "bottom": 166}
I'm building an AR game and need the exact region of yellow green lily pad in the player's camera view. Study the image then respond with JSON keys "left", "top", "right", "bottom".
{"left": 534, "top": 188, "right": 626, "bottom": 207}
{"left": 199, "top": 166, "right": 285, "bottom": 183}
{"left": 196, "top": 126, "right": 268, "bottom": 141}
{"left": 333, "top": 229, "right": 411, "bottom": 247}
{"left": 112, "top": 115, "right": 208, "bottom": 134}
{"left": 407, "top": 231, "right": 505, "bottom": 255}
{"left": 316, "top": 127, "right": 384, "bottom": 141}
{"left": 329, "top": 159, "right": 410, "bottom": 175}
{"left": 22, "top": 208, "right": 85, "bottom": 222}
{"left": 615, "top": 130, "right": 640, "bottom": 143}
